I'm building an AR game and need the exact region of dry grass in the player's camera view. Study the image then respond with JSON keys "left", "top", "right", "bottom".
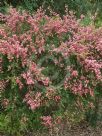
{"left": 21, "top": 121, "right": 102, "bottom": 136}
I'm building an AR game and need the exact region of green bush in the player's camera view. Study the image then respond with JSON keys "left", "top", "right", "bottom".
{"left": 2, "top": 0, "right": 102, "bottom": 19}
{"left": 0, "top": 0, "right": 93, "bottom": 16}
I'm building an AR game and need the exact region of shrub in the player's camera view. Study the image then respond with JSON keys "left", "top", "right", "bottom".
{"left": 0, "top": 8, "right": 102, "bottom": 135}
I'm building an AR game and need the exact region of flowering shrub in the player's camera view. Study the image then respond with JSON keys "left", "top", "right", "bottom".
{"left": 0, "top": 8, "right": 102, "bottom": 135}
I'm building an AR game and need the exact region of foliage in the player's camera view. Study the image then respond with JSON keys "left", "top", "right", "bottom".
{"left": 0, "top": 8, "right": 102, "bottom": 135}
{"left": 0, "top": 0, "right": 97, "bottom": 16}
{"left": 1, "top": 0, "right": 102, "bottom": 19}
{"left": 20, "top": 0, "right": 91, "bottom": 16}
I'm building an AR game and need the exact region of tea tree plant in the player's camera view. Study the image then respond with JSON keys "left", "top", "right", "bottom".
{"left": 0, "top": 8, "right": 102, "bottom": 135}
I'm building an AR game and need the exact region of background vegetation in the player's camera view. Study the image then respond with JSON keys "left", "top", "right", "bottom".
{"left": 0, "top": 0, "right": 102, "bottom": 17}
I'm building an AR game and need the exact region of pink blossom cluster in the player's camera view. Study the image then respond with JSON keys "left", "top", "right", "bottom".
{"left": 24, "top": 92, "right": 42, "bottom": 110}
{"left": 64, "top": 75, "right": 94, "bottom": 96}
{"left": 41, "top": 115, "right": 62, "bottom": 128}
{"left": 41, "top": 116, "right": 53, "bottom": 128}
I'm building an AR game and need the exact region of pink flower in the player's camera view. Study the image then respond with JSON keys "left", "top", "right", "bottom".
{"left": 41, "top": 116, "right": 53, "bottom": 128}
{"left": 16, "top": 77, "right": 23, "bottom": 89}
{"left": 71, "top": 70, "right": 78, "bottom": 77}
{"left": 54, "top": 95, "right": 61, "bottom": 102}
{"left": 24, "top": 92, "right": 41, "bottom": 110}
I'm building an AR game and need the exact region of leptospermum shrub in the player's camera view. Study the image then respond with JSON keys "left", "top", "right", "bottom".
{"left": 0, "top": 8, "right": 102, "bottom": 135}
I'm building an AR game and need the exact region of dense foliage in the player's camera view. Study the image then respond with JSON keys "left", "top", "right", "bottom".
{"left": 1, "top": 0, "right": 102, "bottom": 18}
{"left": 0, "top": 8, "right": 102, "bottom": 135}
